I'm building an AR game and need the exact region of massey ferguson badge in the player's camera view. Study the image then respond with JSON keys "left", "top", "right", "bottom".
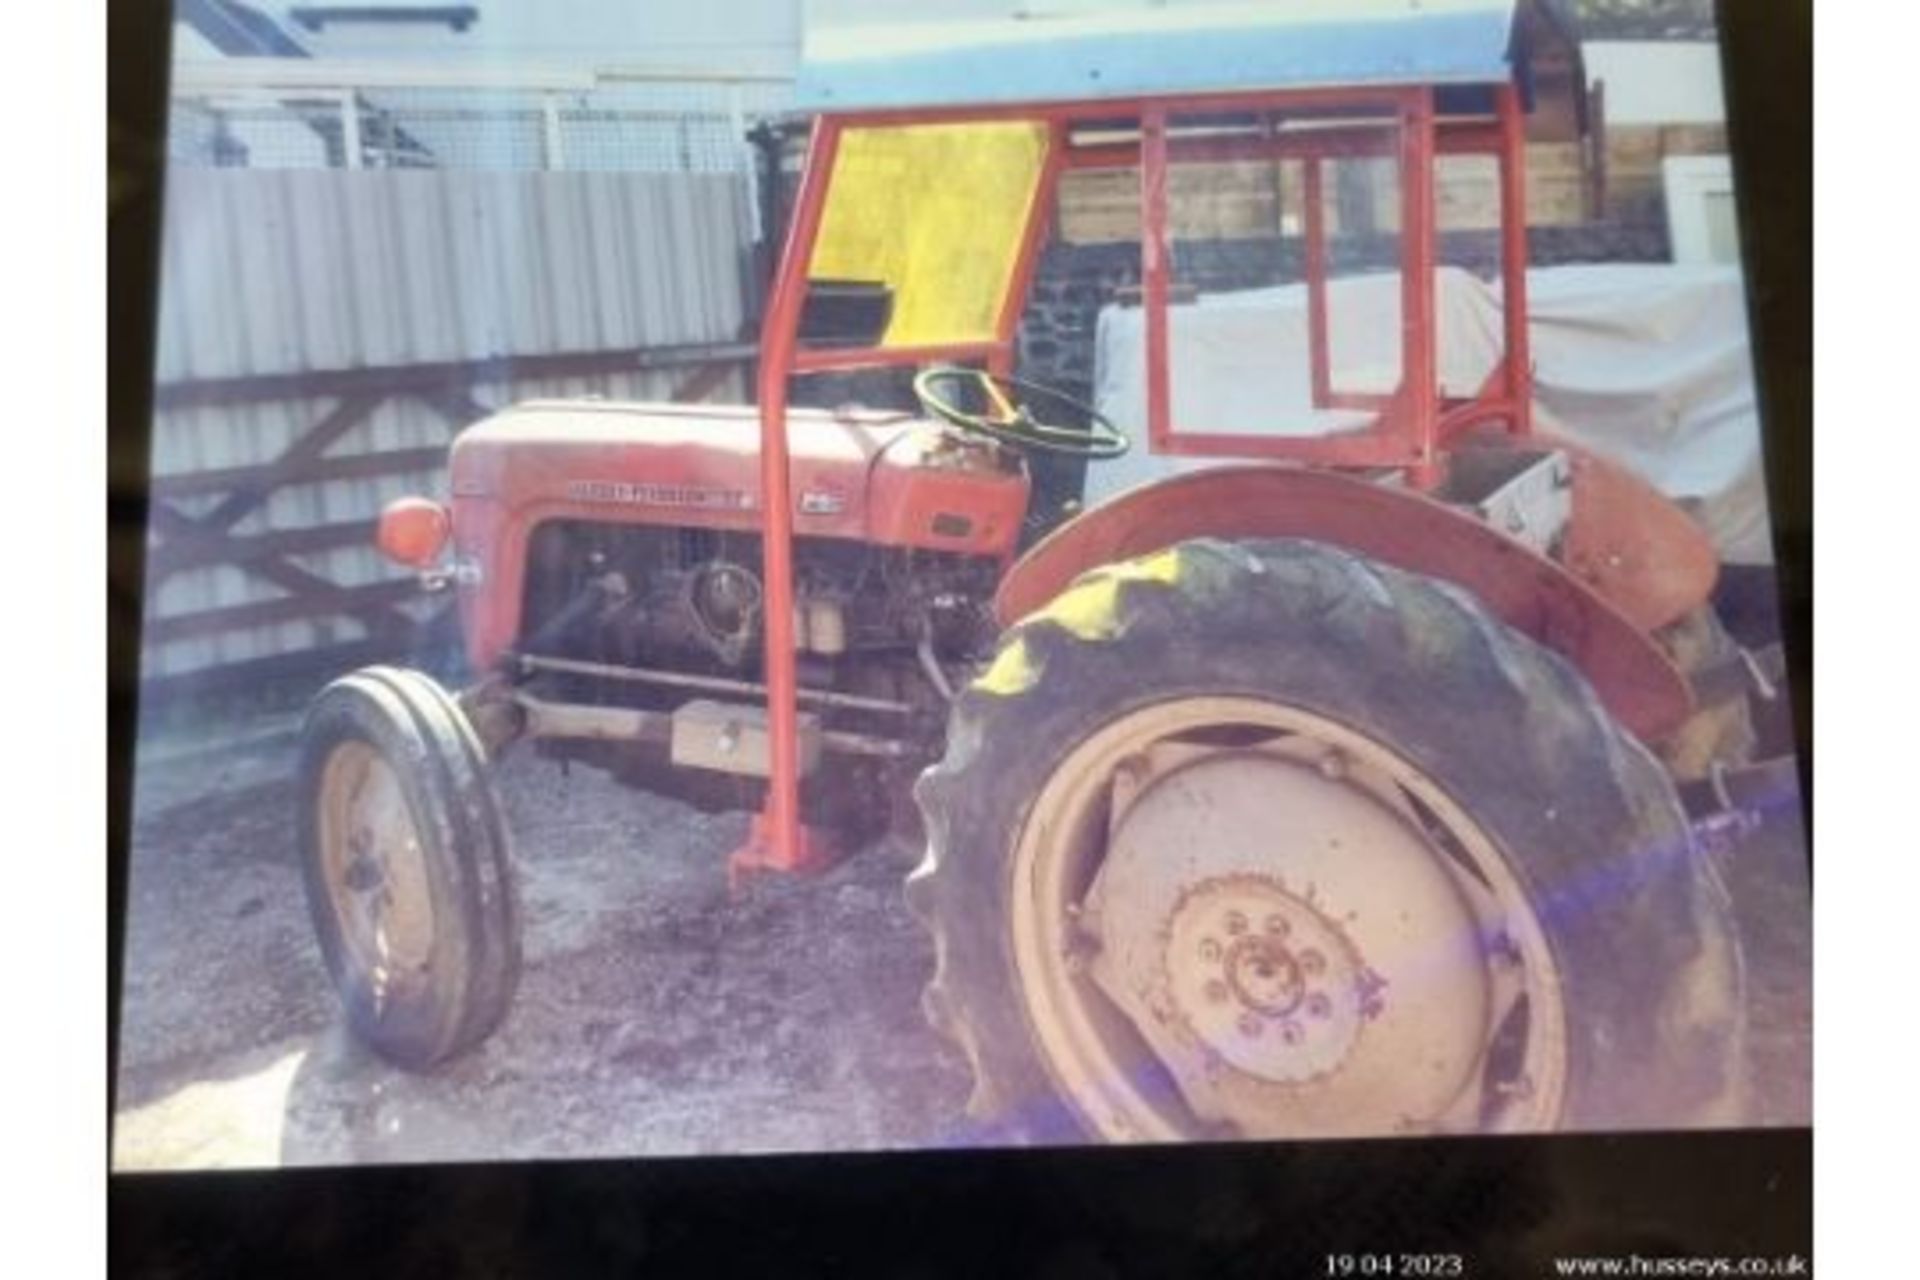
{"left": 565, "top": 479, "right": 753, "bottom": 510}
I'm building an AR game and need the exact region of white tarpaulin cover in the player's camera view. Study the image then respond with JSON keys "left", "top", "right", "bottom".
{"left": 1087, "top": 264, "right": 1774, "bottom": 564}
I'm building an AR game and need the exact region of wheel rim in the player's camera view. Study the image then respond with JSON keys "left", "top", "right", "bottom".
{"left": 1008, "top": 696, "right": 1568, "bottom": 1141}
{"left": 315, "top": 740, "right": 437, "bottom": 1006}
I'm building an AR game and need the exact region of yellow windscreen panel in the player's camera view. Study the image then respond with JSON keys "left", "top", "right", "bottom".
{"left": 809, "top": 122, "right": 1050, "bottom": 348}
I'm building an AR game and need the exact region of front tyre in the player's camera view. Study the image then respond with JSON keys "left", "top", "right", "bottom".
{"left": 299, "top": 666, "right": 521, "bottom": 1069}
{"left": 909, "top": 539, "right": 1744, "bottom": 1142}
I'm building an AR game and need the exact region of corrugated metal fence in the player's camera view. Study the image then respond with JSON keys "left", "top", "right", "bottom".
{"left": 144, "top": 167, "right": 758, "bottom": 689}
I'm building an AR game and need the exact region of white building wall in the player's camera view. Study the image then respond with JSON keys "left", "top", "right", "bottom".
{"left": 1585, "top": 40, "right": 1725, "bottom": 126}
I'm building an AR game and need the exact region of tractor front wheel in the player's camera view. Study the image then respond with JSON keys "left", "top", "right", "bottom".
{"left": 299, "top": 666, "right": 522, "bottom": 1070}
{"left": 909, "top": 538, "right": 1744, "bottom": 1142}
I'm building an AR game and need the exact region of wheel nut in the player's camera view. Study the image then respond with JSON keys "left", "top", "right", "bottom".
{"left": 1204, "top": 980, "right": 1229, "bottom": 1004}
{"left": 1263, "top": 914, "right": 1289, "bottom": 937}
{"left": 1305, "top": 993, "right": 1332, "bottom": 1020}
{"left": 1299, "top": 949, "right": 1326, "bottom": 976}
{"left": 1224, "top": 911, "right": 1248, "bottom": 936}
{"left": 1278, "top": 1021, "right": 1304, "bottom": 1046}
{"left": 1199, "top": 938, "right": 1222, "bottom": 963}
{"left": 1237, "top": 1013, "right": 1263, "bottom": 1038}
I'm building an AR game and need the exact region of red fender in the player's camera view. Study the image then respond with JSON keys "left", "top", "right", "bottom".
{"left": 994, "top": 465, "right": 1695, "bottom": 742}
{"left": 1541, "top": 432, "right": 1720, "bottom": 635}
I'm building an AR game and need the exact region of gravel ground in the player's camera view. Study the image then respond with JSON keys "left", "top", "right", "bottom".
{"left": 111, "top": 725, "right": 1810, "bottom": 1171}
{"left": 112, "top": 731, "right": 974, "bottom": 1169}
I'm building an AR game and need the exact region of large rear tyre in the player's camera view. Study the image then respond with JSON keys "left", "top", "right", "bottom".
{"left": 909, "top": 538, "right": 1744, "bottom": 1142}
{"left": 299, "top": 666, "right": 521, "bottom": 1070}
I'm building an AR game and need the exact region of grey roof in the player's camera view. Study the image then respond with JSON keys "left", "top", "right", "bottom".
{"left": 795, "top": 1, "right": 1566, "bottom": 114}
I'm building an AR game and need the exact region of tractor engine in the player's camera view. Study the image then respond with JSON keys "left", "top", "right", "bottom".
{"left": 518, "top": 519, "right": 1001, "bottom": 702}
{"left": 425, "top": 398, "right": 1031, "bottom": 835}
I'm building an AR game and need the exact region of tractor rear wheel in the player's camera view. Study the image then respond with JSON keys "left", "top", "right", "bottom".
{"left": 909, "top": 538, "right": 1744, "bottom": 1142}
{"left": 299, "top": 666, "right": 522, "bottom": 1069}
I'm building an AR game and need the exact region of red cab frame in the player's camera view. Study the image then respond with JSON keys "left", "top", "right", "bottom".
{"left": 738, "top": 80, "right": 1539, "bottom": 876}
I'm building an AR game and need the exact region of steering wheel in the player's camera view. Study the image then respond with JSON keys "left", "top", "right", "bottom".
{"left": 912, "top": 366, "right": 1130, "bottom": 460}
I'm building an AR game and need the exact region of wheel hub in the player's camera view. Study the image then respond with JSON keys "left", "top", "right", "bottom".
{"left": 1081, "top": 746, "right": 1494, "bottom": 1137}
{"left": 319, "top": 743, "right": 436, "bottom": 981}
{"left": 1164, "top": 876, "right": 1366, "bottom": 1085}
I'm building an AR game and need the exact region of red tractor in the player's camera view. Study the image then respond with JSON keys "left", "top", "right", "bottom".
{"left": 299, "top": 2, "right": 1758, "bottom": 1142}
